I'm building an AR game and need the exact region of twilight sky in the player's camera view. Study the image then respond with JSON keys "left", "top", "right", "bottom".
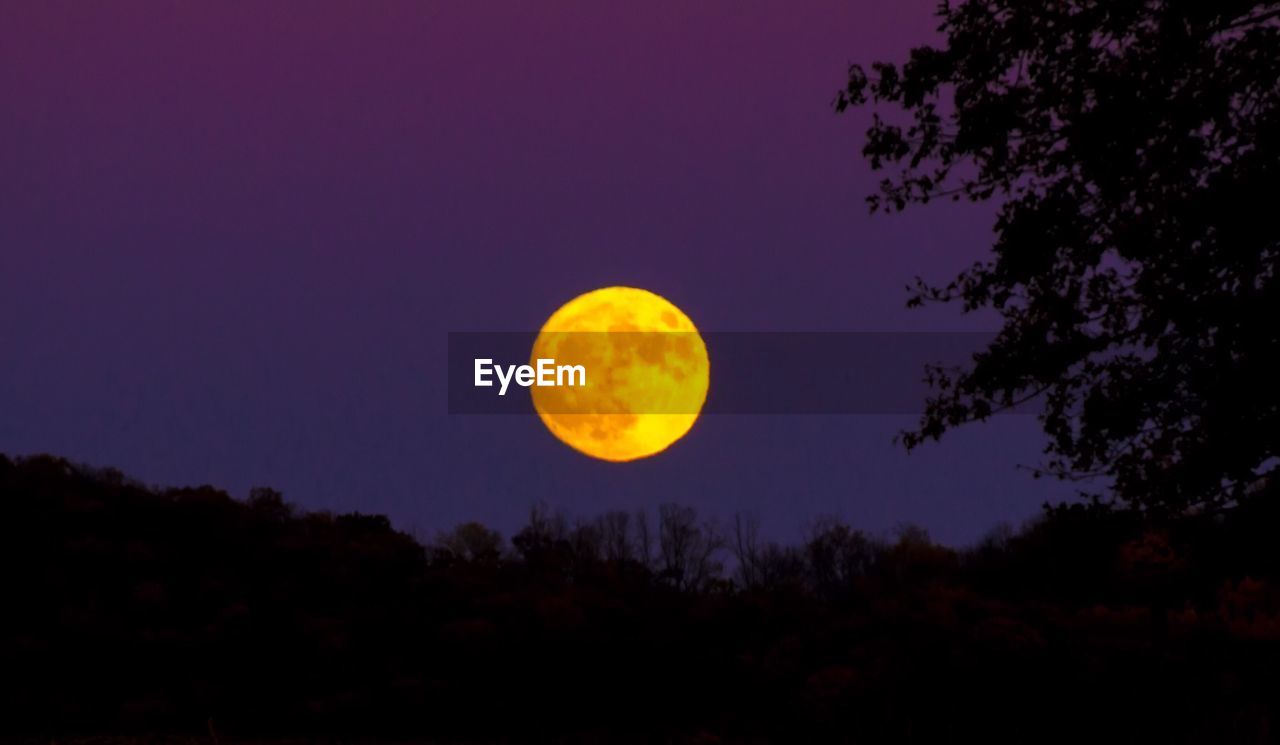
{"left": 0, "top": 1, "right": 1079, "bottom": 545}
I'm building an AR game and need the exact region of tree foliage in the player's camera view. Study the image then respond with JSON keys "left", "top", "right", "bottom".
{"left": 8, "top": 454, "right": 1280, "bottom": 742}
{"left": 838, "top": 1, "right": 1280, "bottom": 509}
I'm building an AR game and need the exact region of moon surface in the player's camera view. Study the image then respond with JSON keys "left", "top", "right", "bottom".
{"left": 530, "top": 287, "right": 710, "bottom": 461}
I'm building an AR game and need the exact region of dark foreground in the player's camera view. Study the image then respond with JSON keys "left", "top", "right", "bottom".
{"left": 3, "top": 454, "right": 1279, "bottom": 744}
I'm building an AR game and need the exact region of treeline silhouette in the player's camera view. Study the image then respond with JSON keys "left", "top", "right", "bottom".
{"left": 3, "top": 453, "right": 1280, "bottom": 743}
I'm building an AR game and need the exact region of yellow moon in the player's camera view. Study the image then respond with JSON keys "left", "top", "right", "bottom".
{"left": 530, "top": 287, "right": 710, "bottom": 461}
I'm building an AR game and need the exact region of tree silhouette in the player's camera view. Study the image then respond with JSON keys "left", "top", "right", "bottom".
{"left": 656, "top": 503, "right": 724, "bottom": 591}
{"left": 435, "top": 520, "right": 504, "bottom": 564}
{"left": 7, "top": 453, "right": 1280, "bottom": 741}
{"left": 838, "top": 1, "right": 1280, "bottom": 510}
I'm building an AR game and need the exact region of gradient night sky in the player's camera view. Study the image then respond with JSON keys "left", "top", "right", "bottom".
{"left": 1, "top": 1, "right": 1078, "bottom": 545}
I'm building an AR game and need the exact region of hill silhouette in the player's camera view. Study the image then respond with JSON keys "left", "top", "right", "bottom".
{"left": 3, "top": 452, "right": 1279, "bottom": 743}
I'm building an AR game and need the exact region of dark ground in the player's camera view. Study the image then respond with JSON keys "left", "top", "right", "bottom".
{"left": 4, "top": 453, "right": 1279, "bottom": 744}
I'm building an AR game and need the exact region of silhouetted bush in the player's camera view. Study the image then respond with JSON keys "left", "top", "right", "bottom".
{"left": 2, "top": 453, "right": 1279, "bottom": 743}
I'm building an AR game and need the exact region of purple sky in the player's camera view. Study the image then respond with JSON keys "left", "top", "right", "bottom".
{"left": 1, "top": 1, "right": 1078, "bottom": 545}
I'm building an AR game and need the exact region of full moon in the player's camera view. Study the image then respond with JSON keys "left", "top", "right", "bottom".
{"left": 530, "top": 287, "right": 710, "bottom": 461}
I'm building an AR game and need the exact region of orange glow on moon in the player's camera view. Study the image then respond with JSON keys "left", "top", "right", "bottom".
{"left": 530, "top": 287, "right": 710, "bottom": 461}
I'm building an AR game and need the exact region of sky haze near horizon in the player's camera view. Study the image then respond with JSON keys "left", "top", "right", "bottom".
{"left": 1, "top": 1, "right": 1081, "bottom": 545}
